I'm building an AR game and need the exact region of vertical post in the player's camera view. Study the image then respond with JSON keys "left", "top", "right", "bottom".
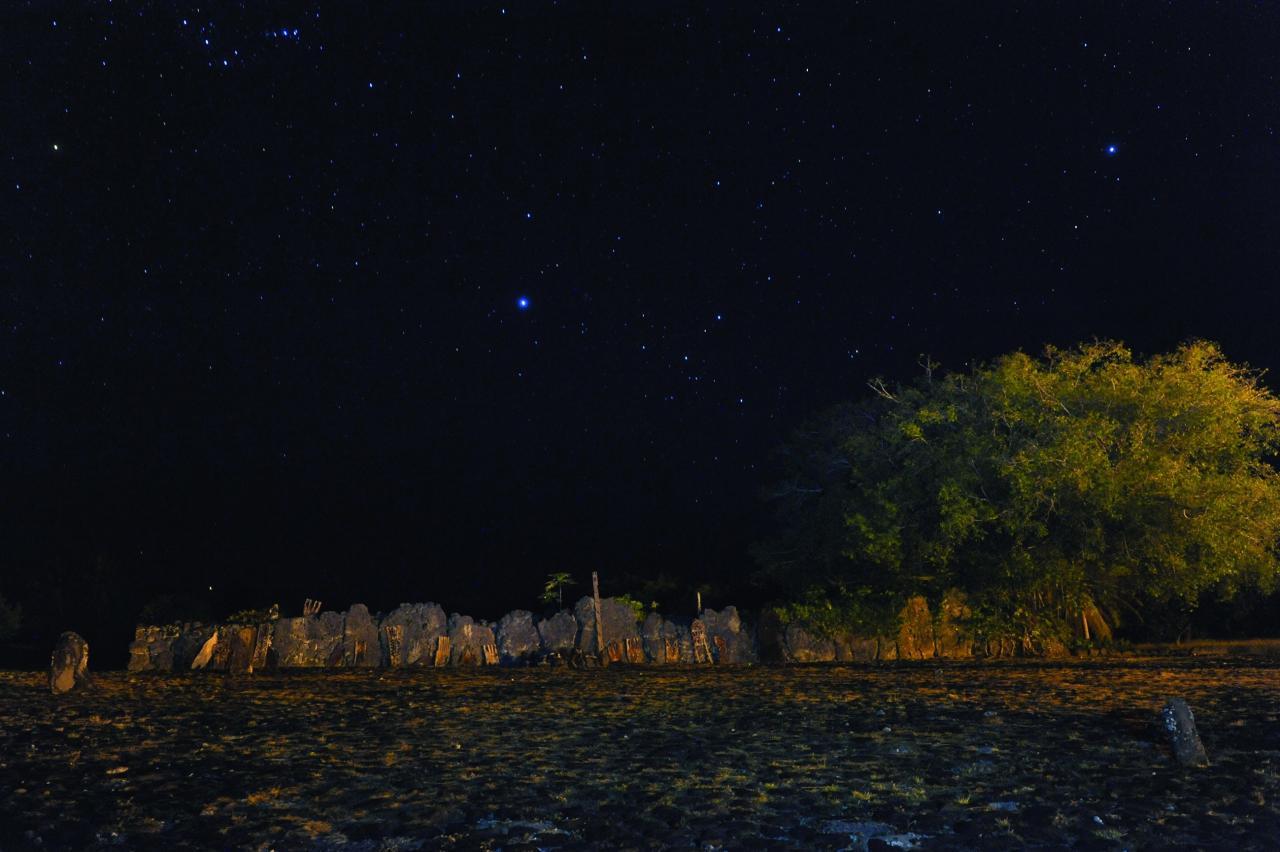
{"left": 592, "top": 571, "right": 605, "bottom": 656}
{"left": 1081, "top": 610, "right": 1090, "bottom": 642}
{"left": 696, "top": 591, "right": 702, "bottom": 614}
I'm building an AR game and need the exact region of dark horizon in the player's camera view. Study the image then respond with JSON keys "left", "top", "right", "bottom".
{"left": 6, "top": 3, "right": 1280, "bottom": 664}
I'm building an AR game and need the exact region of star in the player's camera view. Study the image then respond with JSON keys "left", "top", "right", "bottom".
{"left": 516, "top": 296, "right": 531, "bottom": 310}
{"left": 1105, "top": 144, "right": 1119, "bottom": 156}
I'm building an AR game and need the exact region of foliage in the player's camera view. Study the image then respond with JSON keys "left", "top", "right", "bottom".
{"left": 540, "top": 572, "right": 577, "bottom": 608}
{"left": 614, "top": 593, "right": 656, "bottom": 623}
{"left": 0, "top": 593, "right": 21, "bottom": 642}
{"left": 757, "top": 341, "right": 1280, "bottom": 643}
{"left": 225, "top": 603, "right": 280, "bottom": 624}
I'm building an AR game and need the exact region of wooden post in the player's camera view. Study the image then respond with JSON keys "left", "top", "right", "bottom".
{"left": 592, "top": 571, "right": 605, "bottom": 656}
{"left": 1081, "top": 610, "right": 1091, "bottom": 641}
{"left": 696, "top": 591, "right": 702, "bottom": 614}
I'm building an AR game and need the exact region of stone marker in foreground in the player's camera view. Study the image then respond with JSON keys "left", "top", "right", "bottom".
{"left": 50, "top": 631, "right": 91, "bottom": 694}
{"left": 1162, "top": 697, "right": 1209, "bottom": 767}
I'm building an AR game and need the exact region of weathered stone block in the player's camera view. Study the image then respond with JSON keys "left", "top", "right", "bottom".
{"left": 379, "top": 603, "right": 447, "bottom": 666}
{"left": 896, "top": 595, "right": 935, "bottom": 660}
{"left": 1162, "top": 698, "right": 1209, "bottom": 767}
{"left": 341, "top": 604, "right": 379, "bottom": 667}
{"left": 537, "top": 610, "right": 578, "bottom": 654}
{"left": 50, "top": 632, "right": 90, "bottom": 694}
{"left": 495, "top": 610, "right": 541, "bottom": 664}
{"left": 783, "top": 623, "right": 836, "bottom": 662}
{"left": 448, "top": 614, "right": 496, "bottom": 666}
{"left": 573, "top": 596, "right": 641, "bottom": 656}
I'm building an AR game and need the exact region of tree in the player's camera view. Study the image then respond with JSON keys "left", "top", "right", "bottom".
{"left": 540, "top": 572, "right": 576, "bottom": 608}
{"left": 757, "top": 341, "right": 1280, "bottom": 644}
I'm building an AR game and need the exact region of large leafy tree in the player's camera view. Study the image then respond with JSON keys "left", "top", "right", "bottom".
{"left": 756, "top": 341, "right": 1280, "bottom": 642}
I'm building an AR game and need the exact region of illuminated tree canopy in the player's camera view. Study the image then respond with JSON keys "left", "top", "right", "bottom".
{"left": 757, "top": 341, "right": 1280, "bottom": 642}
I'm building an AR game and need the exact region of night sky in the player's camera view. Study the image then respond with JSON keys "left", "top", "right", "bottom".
{"left": 5, "top": 3, "right": 1280, "bottom": 651}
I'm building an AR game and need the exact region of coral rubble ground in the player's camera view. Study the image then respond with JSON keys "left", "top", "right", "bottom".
{"left": 1, "top": 659, "right": 1277, "bottom": 850}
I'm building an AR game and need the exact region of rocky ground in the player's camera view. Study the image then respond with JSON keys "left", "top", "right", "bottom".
{"left": 1, "top": 658, "right": 1277, "bottom": 850}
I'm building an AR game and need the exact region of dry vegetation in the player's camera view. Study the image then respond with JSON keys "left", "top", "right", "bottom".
{"left": 1, "top": 658, "right": 1277, "bottom": 849}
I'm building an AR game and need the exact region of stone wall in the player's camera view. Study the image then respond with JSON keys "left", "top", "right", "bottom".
{"left": 127, "top": 591, "right": 1070, "bottom": 672}
{"left": 126, "top": 597, "right": 759, "bottom": 672}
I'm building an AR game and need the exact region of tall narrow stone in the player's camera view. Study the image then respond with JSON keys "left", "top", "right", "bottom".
{"left": 1162, "top": 698, "right": 1209, "bottom": 767}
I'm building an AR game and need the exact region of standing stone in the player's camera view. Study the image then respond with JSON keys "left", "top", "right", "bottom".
{"left": 50, "top": 632, "right": 90, "bottom": 694}
{"left": 272, "top": 610, "right": 345, "bottom": 667}
{"left": 895, "top": 596, "right": 935, "bottom": 660}
{"left": 783, "top": 623, "right": 836, "bottom": 662}
{"left": 641, "top": 612, "right": 665, "bottom": 662}
{"left": 1162, "top": 698, "right": 1210, "bottom": 767}
{"left": 447, "top": 614, "right": 496, "bottom": 666}
{"left": 605, "top": 640, "right": 624, "bottom": 663}
{"left": 210, "top": 625, "right": 236, "bottom": 670}
{"left": 495, "top": 610, "right": 541, "bottom": 664}
{"left": 625, "top": 636, "right": 646, "bottom": 663}
{"left": 191, "top": 630, "right": 219, "bottom": 670}
{"left": 433, "top": 635, "right": 451, "bottom": 667}
{"left": 249, "top": 624, "right": 273, "bottom": 671}
{"left": 126, "top": 624, "right": 180, "bottom": 672}
{"left": 379, "top": 603, "right": 448, "bottom": 666}
{"left": 382, "top": 623, "right": 404, "bottom": 668}
{"left": 690, "top": 619, "right": 712, "bottom": 663}
{"left": 537, "top": 610, "right": 578, "bottom": 655}
{"left": 341, "top": 604, "right": 380, "bottom": 667}
{"left": 573, "top": 596, "right": 642, "bottom": 656}
{"left": 934, "top": 590, "right": 974, "bottom": 659}
{"left": 481, "top": 643, "right": 499, "bottom": 666}
{"left": 701, "top": 606, "right": 757, "bottom": 664}
{"left": 172, "top": 624, "right": 217, "bottom": 669}
{"left": 227, "top": 625, "right": 258, "bottom": 673}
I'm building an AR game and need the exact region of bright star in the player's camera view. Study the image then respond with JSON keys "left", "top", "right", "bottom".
{"left": 516, "top": 296, "right": 531, "bottom": 310}
{"left": 1105, "top": 144, "right": 1118, "bottom": 156}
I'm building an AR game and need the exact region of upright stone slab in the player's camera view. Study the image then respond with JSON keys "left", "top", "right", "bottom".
{"left": 447, "top": 614, "right": 496, "bottom": 666}
{"left": 50, "top": 632, "right": 90, "bottom": 694}
{"left": 223, "top": 626, "right": 255, "bottom": 672}
{"left": 573, "top": 596, "right": 642, "bottom": 656}
{"left": 127, "top": 625, "right": 180, "bottom": 672}
{"left": 896, "top": 596, "right": 935, "bottom": 660}
{"left": 191, "top": 631, "right": 219, "bottom": 669}
{"left": 537, "top": 610, "right": 578, "bottom": 655}
{"left": 605, "top": 640, "right": 624, "bottom": 663}
{"left": 249, "top": 624, "right": 273, "bottom": 671}
{"left": 690, "top": 619, "right": 712, "bottom": 663}
{"left": 701, "top": 606, "right": 757, "bottom": 664}
{"left": 172, "top": 623, "right": 217, "bottom": 669}
{"left": 379, "top": 602, "right": 447, "bottom": 666}
{"left": 641, "top": 612, "right": 665, "bottom": 662}
{"left": 495, "top": 610, "right": 541, "bottom": 664}
{"left": 934, "top": 590, "right": 974, "bottom": 659}
{"left": 433, "top": 635, "right": 451, "bottom": 667}
{"left": 341, "top": 604, "right": 380, "bottom": 667}
{"left": 1162, "top": 698, "right": 1210, "bottom": 767}
{"left": 783, "top": 623, "right": 836, "bottom": 662}
{"left": 382, "top": 624, "right": 404, "bottom": 668}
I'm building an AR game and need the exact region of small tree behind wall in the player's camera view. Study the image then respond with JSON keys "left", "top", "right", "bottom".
{"left": 541, "top": 572, "right": 576, "bottom": 608}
